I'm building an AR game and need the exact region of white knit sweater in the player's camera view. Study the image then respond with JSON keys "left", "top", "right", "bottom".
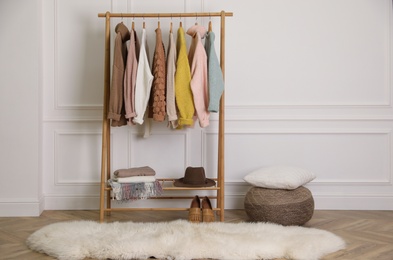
{"left": 133, "top": 28, "right": 153, "bottom": 125}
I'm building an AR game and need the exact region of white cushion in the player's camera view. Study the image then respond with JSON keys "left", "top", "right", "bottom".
{"left": 243, "top": 166, "right": 316, "bottom": 190}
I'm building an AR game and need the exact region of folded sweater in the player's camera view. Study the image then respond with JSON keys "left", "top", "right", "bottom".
{"left": 113, "top": 166, "right": 156, "bottom": 177}
{"left": 115, "top": 176, "right": 156, "bottom": 183}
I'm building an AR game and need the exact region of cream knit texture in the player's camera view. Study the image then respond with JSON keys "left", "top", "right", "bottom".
{"left": 166, "top": 30, "right": 178, "bottom": 128}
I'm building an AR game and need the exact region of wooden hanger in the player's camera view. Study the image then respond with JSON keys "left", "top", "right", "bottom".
{"left": 208, "top": 20, "right": 212, "bottom": 32}
{"left": 170, "top": 22, "right": 173, "bottom": 33}
{"left": 132, "top": 21, "right": 135, "bottom": 30}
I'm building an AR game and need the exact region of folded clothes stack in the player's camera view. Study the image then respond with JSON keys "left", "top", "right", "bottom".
{"left": 114, "top": 166, "right": 156, "bottom": 178}
{"left": 107, "top": 166, "right": 163, "bottom": 201}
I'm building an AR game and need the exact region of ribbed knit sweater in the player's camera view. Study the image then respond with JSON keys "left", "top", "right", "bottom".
{"left": 166, "top": 30, "right": 178, "bottom": 128}
{"left": 175, "top": 26, "right": 194, "bottom": 127}
{"left": 148, "top": 27, "right": 166, "bottom": 122}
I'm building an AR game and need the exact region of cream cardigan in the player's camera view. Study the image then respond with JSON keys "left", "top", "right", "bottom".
{"left": 133, "top": 28, "right": 153, "bottom": 125}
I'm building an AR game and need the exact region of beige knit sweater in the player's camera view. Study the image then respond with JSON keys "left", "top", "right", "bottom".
{"left": 166, "top": 30, "right": 178, "bottom": 128}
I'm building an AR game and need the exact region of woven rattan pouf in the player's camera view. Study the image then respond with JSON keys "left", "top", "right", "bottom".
{"left": 244, "top": 186, "right": 314, "bottom": 226}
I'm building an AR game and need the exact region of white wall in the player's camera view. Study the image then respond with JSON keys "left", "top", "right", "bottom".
{"left": 0, "top": 0, "right": 43, "bottom": 216}
{"left": 1, "top": 0, "right": 392, "bottom": 216}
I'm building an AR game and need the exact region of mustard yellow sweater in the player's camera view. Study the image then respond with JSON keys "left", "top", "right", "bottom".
{"left": 175, "top": 26, "right": 195, "bottom": 126}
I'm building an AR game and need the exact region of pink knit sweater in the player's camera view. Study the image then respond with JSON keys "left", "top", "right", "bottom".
{"left": 187, "top": 25, "right": 210, "bottom": 128}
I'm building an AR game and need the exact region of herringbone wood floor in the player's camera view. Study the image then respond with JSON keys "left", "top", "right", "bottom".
{"left": 0, "top": 210, "right": 392, "bottom": 260}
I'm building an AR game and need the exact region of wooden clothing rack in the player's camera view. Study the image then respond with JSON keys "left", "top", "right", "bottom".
{"left": 97, "top": 11, "right": 233, "bottom": 222}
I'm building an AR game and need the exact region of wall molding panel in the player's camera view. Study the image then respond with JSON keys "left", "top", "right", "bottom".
{"left": 225, "top": 0, "right": 393, "bottom": 119}
{"left": 54, "top": 130, "right": 103, "bottom": 185}
{"left": 53, "top": 0, "right": 108, "bottom": 111}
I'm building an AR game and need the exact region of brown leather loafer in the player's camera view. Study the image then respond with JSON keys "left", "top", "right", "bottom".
{"left": 188, "top": 195, "right": 202, "bottom": 223}
{"left": 202, "top": 196, "right": 215, "bottom": 222}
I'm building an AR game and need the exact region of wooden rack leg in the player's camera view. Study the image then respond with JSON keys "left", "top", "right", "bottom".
{"left": 100, "top": 12, "right": 111, "bottom": 222}
{"left": 217, "top": 10, "right": 226, "bottom": 222}
{"left": 106, "top": 112, "right": 111, "bottom": 216}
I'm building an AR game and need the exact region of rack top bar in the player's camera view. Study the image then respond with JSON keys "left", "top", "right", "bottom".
{"left": 98, "top": 11, "right": 233, "bottom": 18}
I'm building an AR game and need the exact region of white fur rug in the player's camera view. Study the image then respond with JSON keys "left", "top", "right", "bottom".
{"left": 26, "top": 219, "right": 345, "bottom": 260}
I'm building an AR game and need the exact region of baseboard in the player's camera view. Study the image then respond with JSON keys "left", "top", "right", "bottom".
{"left": 42, "top": 193, "right": 393, "bottom": 211}
{"left": 44, "top": 195, "right": 100, "bottom": 210}
{"left": 0, "top": 196, "right": 44, "bottom": 217}
{"left": 312, "top": 194, "right": 393, "bottom": 210}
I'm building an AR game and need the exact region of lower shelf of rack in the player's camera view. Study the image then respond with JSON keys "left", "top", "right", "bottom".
{"left": 101, "top": 177, "right": 224, "bottom": 221}
{"left": 104, "top": 177, "right": 220, "bottom": 191}
{"left": 104, "top": 187, "right": 220, "bottom": 191}
{"left": 103, "top": 207, "right": 221, "bottom": 212}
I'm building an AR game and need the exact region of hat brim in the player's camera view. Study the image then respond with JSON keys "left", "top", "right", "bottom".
{"left": 173, "top": 177, "right": 216, "bottom": 187}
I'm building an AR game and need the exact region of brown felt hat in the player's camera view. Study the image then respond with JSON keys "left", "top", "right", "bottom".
{"left": 173, "top": 167, "right": 216, "bottom": 187}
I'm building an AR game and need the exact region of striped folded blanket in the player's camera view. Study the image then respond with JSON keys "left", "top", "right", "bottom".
{"left": 107, "top": 179, "right": 163, "bottom": 201}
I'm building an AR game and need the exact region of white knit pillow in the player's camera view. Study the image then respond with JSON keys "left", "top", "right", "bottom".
{"left": 243, "top": 166, "right": 316, "bottom": 190}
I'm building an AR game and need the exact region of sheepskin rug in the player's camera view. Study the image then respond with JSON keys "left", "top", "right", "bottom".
{"left": 26, "top": 219, "right": 345, "bottom": 260}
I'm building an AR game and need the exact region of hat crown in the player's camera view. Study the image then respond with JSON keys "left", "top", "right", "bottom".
{"left": 173, "top": 167, "right": 215, "bottom": 187}
{"left": 183, "top": 167, "right": 207, "bottom": 185}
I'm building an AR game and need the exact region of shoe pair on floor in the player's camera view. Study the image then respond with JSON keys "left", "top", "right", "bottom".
{"left": 188, "top": 195, "right": 215, "bottom": 223}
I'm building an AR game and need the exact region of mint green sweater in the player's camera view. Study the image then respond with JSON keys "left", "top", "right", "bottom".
{"left": 205, "top": 31, "right": 224, "bottom": 112}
